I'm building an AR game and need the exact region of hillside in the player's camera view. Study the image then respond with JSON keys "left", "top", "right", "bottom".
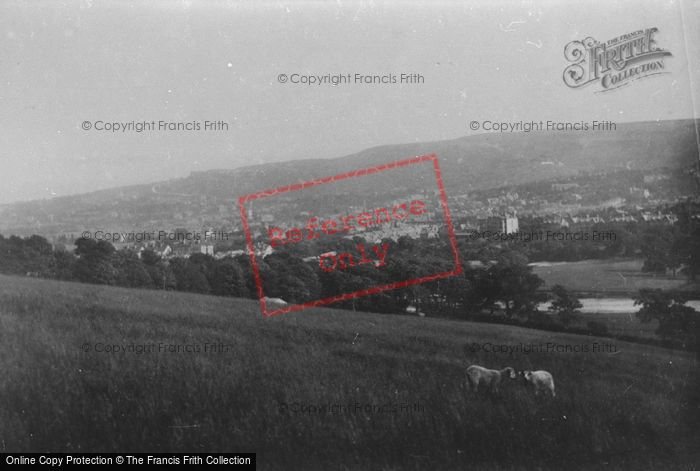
{"left": 1, "top": 275, "right": 698, "bottom": 469}
{"left": 0, "top": 119, "right": 697, "bottom": 235}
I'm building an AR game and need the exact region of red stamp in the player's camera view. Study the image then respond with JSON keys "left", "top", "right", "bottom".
{"left": 238, "top": 154, "right": 461, "bottom": 317}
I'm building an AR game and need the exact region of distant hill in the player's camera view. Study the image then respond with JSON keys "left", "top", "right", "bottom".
{"left": 0, "top": 119, "right": 698, "bottom": 235}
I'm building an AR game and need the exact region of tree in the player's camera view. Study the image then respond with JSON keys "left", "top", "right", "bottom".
{"left": 670, "top": 200, "right": 700, "bottom": 281}
{"left": 436, "top": 271, "right": 472, "bottom": 314}
{"left": 140, "top": 249, "right": 161, "bottom": 267}
{"left": 0, "top": 234, "right": 54, "bottom": 276}
{"left": 147, "top": 262, "right": 177, "bottom": 290}
{"left": 51, "top": 248, "right": 76, "bottom": 280}
{"left": 459, "top": 265, "right": 501, "bottom": 314}
{"left": 338, "top": 273, "right": 375, "bottom": 311}
{"left": 190, "top": 253, "right": 216, "bottom": 281}
{"left": 140, "top": 249, "right": 176, "bottom": 290}
{"left": 635, "top": 289, "right": 699, "bottom": 350}
{"left": 169, "top": 257, "right": 211, "bottom": 294}
{"left": 209, "top": 258, "right": 248, "bottom": 297}
{"left": 488, "top": 251, "right": 546, "bottom": 318}
{"left": 21, "top": 235, "right": 54, "bottom": 276}
{"left": 640, "top": 225, "right": 673, "bottom": 273}
{"left": 74, "top": 238, "right": 115, "bottom": 259}
{"left": 548, "top": 284, "right": 582, "bottom": 326}
{"left": 73, "top": 238, "right": 117, "bottom": 285}
{"left": 263, "top": 253, "right": 320, "bottom": 303}
{"left": 112, "top": 250, "right": 153, "bottom": 288}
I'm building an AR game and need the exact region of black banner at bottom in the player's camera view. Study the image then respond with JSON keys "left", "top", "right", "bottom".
{"left": 2, "top": 453, "right": 256, "bottom": 468}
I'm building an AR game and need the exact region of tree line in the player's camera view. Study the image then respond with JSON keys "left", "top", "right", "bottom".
{"left": 514, "top": 200, "right": 700, "bottom": 281}
{"left": 1, "top": 199, "right": 698, "bottom": 350}
{"left": 0, "top": 232, "right": 557, "bottom": 318}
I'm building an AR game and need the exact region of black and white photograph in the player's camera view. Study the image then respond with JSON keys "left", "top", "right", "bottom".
{"left": 1, "top": 1, "right": 699, "bottom": 469}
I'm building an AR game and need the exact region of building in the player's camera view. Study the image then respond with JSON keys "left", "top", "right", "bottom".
{"left": 196, "top": 243, "right": 215, "bottom": 256}
{"left": 480, "top": 213, "right": 519, "bottom": 234}
{"left": 570, "top": 214, "right": 606, "bottom": 224}
{"left": 167, "top": 242, "right": 214, "bottom": 258}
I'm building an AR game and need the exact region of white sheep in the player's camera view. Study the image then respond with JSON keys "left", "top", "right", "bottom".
{"left": 522, "top": 370, "right": 556, "bottom": 397}
{"left": 465, "top": 365, "right": 516, "bottom": 394}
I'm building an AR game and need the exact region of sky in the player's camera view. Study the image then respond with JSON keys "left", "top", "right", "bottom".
{"left": 1, "top": 0, "right": 698, "bottom": 205}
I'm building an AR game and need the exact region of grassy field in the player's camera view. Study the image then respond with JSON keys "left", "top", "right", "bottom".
{"left": 567, "top": 311, "right": 659, "bottom": 339}
{"left": 1, "top": 274, "right": 699, "bottom": 470}
{"left": 532, "top": 258, "right": 700, "bottom": 296}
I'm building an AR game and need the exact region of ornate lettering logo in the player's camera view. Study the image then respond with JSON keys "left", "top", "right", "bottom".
{"left": 563, "top": 28, "right": 672, "bottom": 92}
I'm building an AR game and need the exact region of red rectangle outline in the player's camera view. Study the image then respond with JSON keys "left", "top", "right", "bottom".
{"left": 238, "top": 153, "right": 462, "bottom": 317}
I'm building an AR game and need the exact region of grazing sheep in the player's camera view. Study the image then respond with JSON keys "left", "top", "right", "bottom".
{"left": 466, "top": 365, "right": 516, "bottom": 394}
{"left": 521, "top": 370, "right": 556, "bottom": 397}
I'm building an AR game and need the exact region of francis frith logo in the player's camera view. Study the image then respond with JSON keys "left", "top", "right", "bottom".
{"left": 563, "top": 27, "right": 672, "bottom": 92}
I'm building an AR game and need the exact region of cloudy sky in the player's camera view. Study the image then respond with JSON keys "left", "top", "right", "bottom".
{"left": 1, "top": 0, "right": 698, "bottom": 204}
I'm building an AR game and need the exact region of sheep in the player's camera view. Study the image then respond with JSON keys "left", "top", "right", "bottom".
{"left": 521, "top": 370, "right": 556, "bottom": 397}
{"left": 465, "top": 365, "right": 516, "bottom": 395}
